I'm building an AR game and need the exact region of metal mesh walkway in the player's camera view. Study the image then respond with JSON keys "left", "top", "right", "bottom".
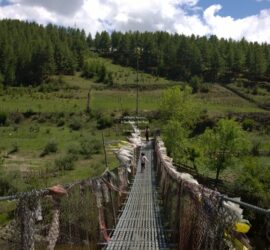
{"left": 106, "top": 143, "right": 167, "bottom": 249}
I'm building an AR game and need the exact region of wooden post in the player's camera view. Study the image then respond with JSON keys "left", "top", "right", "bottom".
{"left": 86, "top": 89, "right": 91, "bottom": 113}
{"left": 177, "top": 183, "right": 184, "bottom": 250}
{"left": 102, "top": 131, "right": 108, "bottom": 171}
{"left": 174, "top": 183, "right": 182, "bottom": 246}
{"left": 107, "top": 173, "right": 117, "bottom": 228}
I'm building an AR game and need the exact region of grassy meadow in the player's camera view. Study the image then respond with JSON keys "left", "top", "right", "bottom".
{"left": 196, "top": 84, "right": 268, "bottom": 115}
{"left": 0, "top": 58, "right": 270, "bottom": 194}
{"left": 0, "top": 59, "right": 172, "bottom": 198}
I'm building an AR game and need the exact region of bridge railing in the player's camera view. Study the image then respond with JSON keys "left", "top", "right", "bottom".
{"left": 154, "top": 137, "right": 253, "bottom": 250}
{"left": 0, "top": 145, "right": 141, "bottom": 250}
{"left": 0, "top": 168, "right": 131, "bottom": 249}
{"left": 0, "top": 124, "right": 143, "bottom": 250}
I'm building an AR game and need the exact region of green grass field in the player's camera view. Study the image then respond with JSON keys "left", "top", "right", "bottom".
{"left": 196, "top": 84, "right": 268, "bottom": 115}
{"left": 227, "top": 82, "right": 270, "bottom": 108}
{"left": 0, "top": 116, "right": 121, "bottom": 190}
{"left": 0, "top": 86, "right": 162, "bottom": 114}
{"left": 0, "top": 58, "right": 270, "bottom": 193}
{"left": 84, "top": 57, "right": 180, "bottom": 87}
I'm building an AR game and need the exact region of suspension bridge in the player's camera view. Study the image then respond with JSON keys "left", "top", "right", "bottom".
{"left": 0, "top": 125, "right": 269, "bottom": 250}
{"left": 107, "top": 142, "right": 167, "bottom": 249}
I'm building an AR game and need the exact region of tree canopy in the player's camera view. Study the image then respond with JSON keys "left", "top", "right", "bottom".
{"left": 94, "top": 31, "right": 270, "bottom": 82}
{"left": 200, "top": 119, "right": 250, "bottom": 186}
{"left": 160, "top": 86, "right": 202, "bottom": 164}
{"left": 0, "top": 20, "right": 88, "bottom": 86}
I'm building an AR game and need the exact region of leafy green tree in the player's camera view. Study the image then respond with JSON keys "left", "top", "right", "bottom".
{"left": 163, "top": 119, "right": 189, "bottom": 161}
{"left": 234, "top": 157, "right": 270, "bottom": 207}
{"left": 160, "top": 86, "right": 202, "bottom": 163}
{"left": 190, "top": 76, "right": 203, "bottom": 93}
{"left": 200, "top": 119, "right": 249, "bottom": 186}
{"left": 160, "top": 86, "right": 202, "bottom": 129}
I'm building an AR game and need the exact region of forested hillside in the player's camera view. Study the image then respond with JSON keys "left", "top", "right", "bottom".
{"left": 93, "top": 31, "right": 270, "bottom": 82}
{"left": 1, "top": 20, "right": 270, "bottom": 87}
{"left": 0, "top": 20, "right": 88, "bottom": 86}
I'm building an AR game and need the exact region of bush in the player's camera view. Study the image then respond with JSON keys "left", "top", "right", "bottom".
{"left": 24, "top": 109, "right": 35, "bottom": 118}
{"left": 97, "top": 115, "right": 113, "bottom": 130}
{"left": 55, "top": 154, "right": 75, "bottom": 171}
{"left": 69, "top": 119, "right": 82, "bottom": 131}
{"left": 79, "top": 138, "right": 102, "bottom": 159}
{"left": 9, "top": 112, "right": 23, "bottom": 124}
{"left": 252, "top": 87, "right": 258, "bottom": 95}
{"left": 200, "top": 85, "right": 210, "bottom": 93}
{"left": 56, "top": 112, "right": 65, "bottom": 119}
{"left": 37, "top": 82, "right": 64, "bottom": 92}
{"left": 242, "top": 118, "right": 255, "bottom": 131}
{"left": 190, "top": 76, "right": 202, "bottom": 93}
{"left": 0, "top": 175, "right": 18, "bottom": 196}
{"left": 38, "top": 116, "right": 46, "bottom": 123}
{"left": 67, "top": 143, "right": 80, "bottom": 160}
{"left": 251, "top": 142, "right": 261, "bottom": 156}
{"left": 57, "top": 118, "right": 65, "bottom": 127}
{"left": 0, "top": 112, "right": 7, "bottom": 126}
{"left": 105, "top": 72, "right": 114, "bottom": 85}
{"left": 79, "top": 139, "right": 92, "bottom": 159}
{"left": 89, "top": 139, "right": 102, "bottom": 154}
{"left": 8, "top": 143, "right": 18, "bottom": 155}
{"left": 40, "top": 141, "right": 58, "bottom": 157}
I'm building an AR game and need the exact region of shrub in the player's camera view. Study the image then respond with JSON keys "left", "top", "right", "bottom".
{"left": 90, "top": 139, "right": 102, "bottom": 154}
{"left": 67, "top": 143, "right": 79, "bottom": 160}
{"left": 190, "top": 76, "right": 202, "bottom": 93}
{"left": 252, "top": 87, "right": 258, "bottom": 95}
{"left": 69, "top": 119, "right": 82, "bottom": 131}
{"left": 105, "top": 72, "right": 114, "bottom": 85}
{"left": 200, "top": 85, "right": 210, "bottom": 93}
{"left": 9, "top": 112, "right": 23, "bottom": 124}
{"left": 0, "top": 175, "right": 18, "bottom": 196}
{"left": 251, "top": 142, "right": 261, "bottom": 156}
{"left": 242, "top": 118, "right": 255, "bottom": 131}
{"left": 79, "top": 139, "right": 92, "bottom": 159}
{"left": 37, "top": 82, "right": 62, "bottom": 92}
{"left": 55, "top": 155, "right": 75, "bottom": 171}
{"left": 24, "top": 109, "right": 35, "bottom": 118}
{"left": 0, "top": 112, "right": 7, "bottom": 126}
{"left": 97, "top": 115, "right": 113, "bottom": 130}
{"left": 57, "top": 118, "right": 65, "bottom": 127}
{"left": 8, "top": 143, "right": 18, "bottom": 155}
{"left": 264, "top": 125, "right": 270, "bottom": 135}
{"left": 56, "top": 112, "right": 65, "bottom": 119}
{"left": 40, "top": 141, "right": 58, "bottom": 157}
{"left": 38, "top": 116, "right": 46, "bottom": 123}
{"left": 79, "top": 138, "right": 102, "bottom": 159}
{"left": 122, "top": 110, "right": 130, "bottom": 117}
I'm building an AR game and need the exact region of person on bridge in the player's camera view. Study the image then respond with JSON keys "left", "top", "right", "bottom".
{"left": 145, "top": 126, "right": 150, "bottom": 142}
{"left": 140, "top": 152, "right": 149, "bottom": 173}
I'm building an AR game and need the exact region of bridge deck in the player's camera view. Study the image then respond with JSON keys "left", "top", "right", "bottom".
{"left": 106, "top": 143, "right": 167, "bottom": 249}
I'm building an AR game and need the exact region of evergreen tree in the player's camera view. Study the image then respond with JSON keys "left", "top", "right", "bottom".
{"left": 87, "top": 33, "right": 93, "bottom": 48}
{"left": 99, "top": 31, "right": 111, "bottom": 53}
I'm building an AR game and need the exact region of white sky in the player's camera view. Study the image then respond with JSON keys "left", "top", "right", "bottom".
{"left": 0, "top": 0, "right": 270, "bottom": 43}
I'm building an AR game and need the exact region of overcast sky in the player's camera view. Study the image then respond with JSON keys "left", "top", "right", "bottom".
{"left": 0, "top": 0, "right": 270, "bottom": 43}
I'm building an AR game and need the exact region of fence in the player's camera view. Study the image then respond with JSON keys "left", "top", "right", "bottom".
{"left": 155, "top": 137, "right": 253, "bottom": 250}
{"left": 0, "top": 146, "right": 140, "bottom": 250}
